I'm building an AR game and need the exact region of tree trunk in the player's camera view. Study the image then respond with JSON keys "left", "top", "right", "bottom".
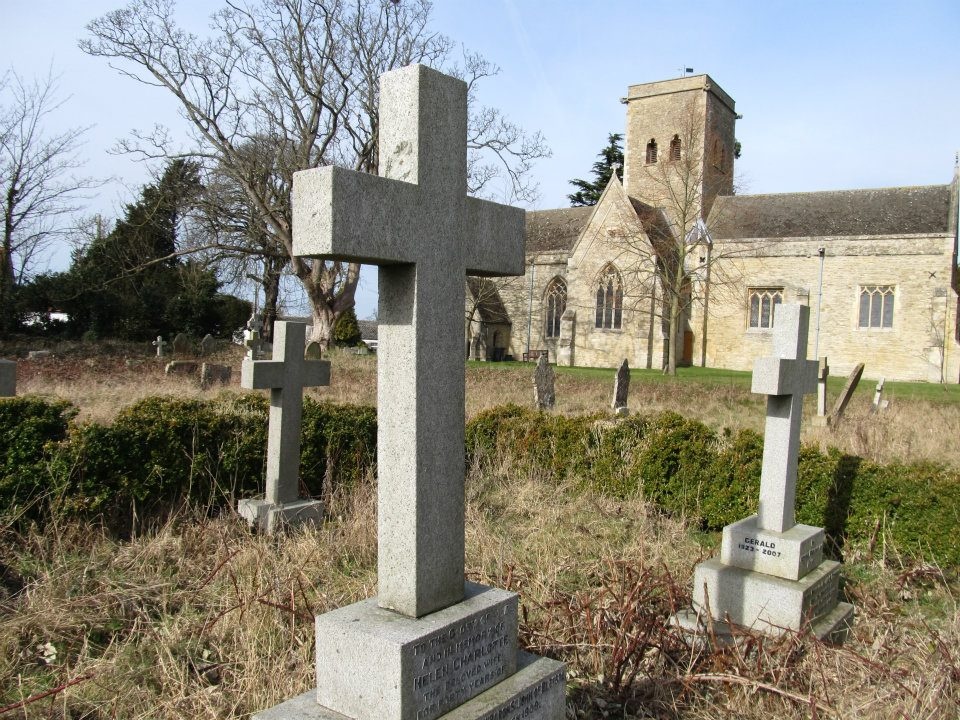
{"left": 259, "top": 256, "right": 284, "bottom": 343}
{"left": 666, "top": 291, "right": 679, "bottom": 376}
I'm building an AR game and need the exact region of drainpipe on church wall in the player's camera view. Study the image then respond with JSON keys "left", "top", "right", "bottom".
{"left": 814, "top": 246, "right": 825, "bottom": 359}
{"left": 525, "top": 261, "right": 536, "bottom": 358}
{"left": 700, "top": 244, "right": 712, "bottom": 367}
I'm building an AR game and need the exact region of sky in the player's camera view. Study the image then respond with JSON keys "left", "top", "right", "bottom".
{"left": 2, "top": 0, "right": 959, "bottom": 320}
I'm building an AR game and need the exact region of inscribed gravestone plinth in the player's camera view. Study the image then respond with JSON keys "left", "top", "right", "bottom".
{"left": 252, "top": 64, "right": 564, "bottom": 720}
{"left": 673, "top": 304, "right": 854, "bottom": 641}
{"left": 238, "top": 320, "right": 329, "bottom": 533}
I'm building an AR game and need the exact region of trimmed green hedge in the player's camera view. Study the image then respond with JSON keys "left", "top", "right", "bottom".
{"left": 467, "top": 405, "right": 960, "bottom": 567}
{"left": 2, "top": 396, "right": 958, "bottom": 566}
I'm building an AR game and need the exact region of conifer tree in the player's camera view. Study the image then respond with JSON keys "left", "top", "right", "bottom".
{"left": 567, "top": 133, "right": 624, "bottom": 206}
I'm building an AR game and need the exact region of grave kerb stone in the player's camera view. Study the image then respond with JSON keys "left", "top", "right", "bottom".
{"left": 293, "top": 64, "right": 523, "bottom": 620}
{"left": 750, "top": 303, "right": 818, "bottom": 533}
{"left": 241, "top": 321, "right": 330, "bottom": 508}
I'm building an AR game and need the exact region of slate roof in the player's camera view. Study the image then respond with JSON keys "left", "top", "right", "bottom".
{"left": 526, "top": 206, "right": 594, "bottom": 253}
{"left": 358, "top": 320, "right": 378, "bottom": 342}
{"left": 709, "top": 185, "right": 953, "bottom": 239}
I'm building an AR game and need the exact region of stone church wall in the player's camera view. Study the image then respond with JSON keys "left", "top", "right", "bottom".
{"left": 695, "top": 233, "right": 960, "bottom": 383}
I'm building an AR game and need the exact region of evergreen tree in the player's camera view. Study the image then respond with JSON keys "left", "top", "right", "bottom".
{"left": 567, "top": 133, "right": 624, "bottom": 206}
{"left": 333, "top": 307, "right": 362, "bottom": 347}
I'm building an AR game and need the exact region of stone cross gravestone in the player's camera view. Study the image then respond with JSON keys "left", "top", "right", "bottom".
{"left": 533, "top": 353, "right": 556, "bottom": 410}
{"left": 872, "top": 377, "right": 889, "bottom": 412}
{"left": 612, "top": 359, "right": 630, "bottom": 415}
{"left": 152, "top": 336, "right": 166, "bottom": 358}
{"left": 243, "top": 329, "right": 264, "bottom": 360}
{"left": 237, "top": 321, "right": 330, "bottom": 533}
{"left": 673, "top": 304, "right": 854, "bottom": 642}
{"left": 0, "top": 359, "right": 15, "bottom": 396}
{"left": 816, "top": 356, "right": 829, "bottom": 417}
{"left": 252, "top": 64, "right": 564, "bottom": 720}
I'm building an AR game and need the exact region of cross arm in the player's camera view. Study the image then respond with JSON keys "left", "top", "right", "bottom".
{"left": 293, "top": 166, "right": 419, "bottom": 264}
{"left": 241, "top": 360, "right": 285, "bottom": 390}
{"left": 752, "top": 357, "right": 819, "bottom": 396}
{"left": 303, "top": 360, "right": 332, "bottom": 388}
{"left": 464, "top": 197, "right": 525, "bottom": 276}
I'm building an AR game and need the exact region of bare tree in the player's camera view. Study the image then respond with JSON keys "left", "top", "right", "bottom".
{"left": 0, "top": 69, "right": 96, "bottom": 332}
{"left": 82, "top": 0, "right": 549, "bottom": 347}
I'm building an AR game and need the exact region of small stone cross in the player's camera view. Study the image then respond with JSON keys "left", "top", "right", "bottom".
{"left": 751, "top": 304, "right": 818, "bottom": 533}
{"left": 244, "top": 329, "right": 263, "bottom": 360}
{"left": 292, "top": 64, "right": 524, "bottom": 618}
{"left": 241, "top": 321, "right": 330, "bottom": 505}
{"left": 152, "top": 336, "right": 166, "bottom": 358}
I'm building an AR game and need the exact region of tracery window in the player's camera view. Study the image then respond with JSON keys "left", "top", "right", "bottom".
{"left": 669, "top": 134, "right": 682, "bottom": 161}
{"left": 646, "top": 138, "right": 658, "bottom": 164}
{"left": 544, "top": 277, "right": 567, "bottom": 338}
{"left": 595, "top": 265, "right": 623, "bottom": 330}
{"left": 858, "top": 285, "right": 894, "bottom": 328}
{"left": 747, "top": 287, "right": 783, "bottom": 329}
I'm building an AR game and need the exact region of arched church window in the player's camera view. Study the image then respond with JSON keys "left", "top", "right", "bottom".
{"left": 595, "top": 265, "right": 623, "bottom": 330}
{"left": 544, "top": 277, "right": 567, "bottom": 338}
{"left": 646, "top": 138, "right": 658, "bottom": 164}
{"left": 669, "top": 135, "right": 681, "bottom": 161}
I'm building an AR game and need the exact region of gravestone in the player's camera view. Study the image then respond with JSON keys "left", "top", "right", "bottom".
{"left": 238, "top": 320, "right": 329, "bottom": 534}
{"left": 304, "top": 340, "right": 322, "bottom": 361}
{"left": 165, "top": 360, "right": 199, "bottom": 377}
{"left": 469, "top": 332, "right": 487, "bottom": 362}
{"left": 200, "top": 334, "right": 217, "bottom": 356}
{"left": 172, "top": 333, "right": 191, "bottom": 356}
{"left": 673, "top": 304, "right": 854, "bottom": 641}
{"left": 253, "top": 64, "right": 564, "bottom": 720}
{"left": 612, "top": 359, "right": 630, "bottom": 415}
{"left": 200, "top": 363, "right": 232, "bottom": 389}
{"left": 152, "top": 336, "right": 167, "bottom": 358}
{"left": 556, "top": 309, "right": 576, "bottom": 366}
{"left": 829, "top": 362, "right": 865, "bottom": 426}
{"left": 533, "top": 353, "right": 556, "bottom": 410}
{"left": 872, "top": 377, "right": 889, "bottom": 412}
{"left": 244, "top": 329, "right": 264, "bottom": 360}
{"left": 0, "top": 359, "right": 16, "bottom": 396}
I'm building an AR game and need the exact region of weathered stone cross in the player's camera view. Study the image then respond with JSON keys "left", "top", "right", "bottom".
{"left": 751, "top": 304, "right": 818, "bottom": 533}
{"left": 293, "top": 64, "right": 524, "bottom": 618}
{"left": 241, "top": 321, "right": 330, "bottom": 505}
{"left": 152, "top": 335, "right": 166, "bottom": 358}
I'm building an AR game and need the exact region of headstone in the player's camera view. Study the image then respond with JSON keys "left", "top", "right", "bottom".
{"left": 612, "top": 359, "right": 630, "bottom": 415}
{"left": 200, "top": 334, "right": 217, "bottom": 356}
{"left": 872, "top": 377, "right": 889, "bottom": 412}
{"left": 816, "top": 356, "right": 829, "bottom": 416}
{"left": 238, "top": 321, "right": 329, "bottom": 533}
{"left": 165, "top": 360, "right": 199, "bottom": 377}
{"left": 172, "top": 332, "right": 191, "bottom": 356}
{"left": 304, "top": 340, "right": 323, "bottom": 360}
{"left": 243, "top": 329, "right": 264, "bottom": 360}
{"left": 152, "top": 336, "right": 167, "bottom": 358}
{"left": 253, "top": 64, "right": 564, "bottom": 720}
{"left": 469, "top": 332, "right": 486, "bottom": 361}
{"left": 556, "top": 308, "right": 576, "bottom": 366}
{"left": 27, "top": 350, "right": 51, "bottom": 360}
{"left": 828, "top": 362, "right": 865, "bottom": 426}
{"left": 200, "top": 363, "right": 232, "bottom": 389}
{"left": 533, "top": 353, "right": 556, "bottom": 410}
{"left": 0, "top": 359, "right": 16, "bottom": 396}
{"left": 672, "top": 304, "right": 854, "bottom": 642}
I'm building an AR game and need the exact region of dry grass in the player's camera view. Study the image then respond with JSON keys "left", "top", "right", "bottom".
{"left": 12, "top": 344, "right": 960, "bottom": 467}
{"left": 1, "top": 454, "right": 957, "bottom": 718}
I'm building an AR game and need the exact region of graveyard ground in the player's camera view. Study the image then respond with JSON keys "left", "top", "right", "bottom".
{"left": 2, "top": 341, "right": 959, "bottom": 717}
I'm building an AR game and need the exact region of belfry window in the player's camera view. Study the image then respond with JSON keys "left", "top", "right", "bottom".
{"left": 595, "top": 265, "right": 623, "bottom": 330}
{"left": 858, "top": 285, "right": 894, "bottom": 328}
{"left": 646, "top": 139, "right": 658, "bottom": 164}
{"left": 669, "top": 134, "right": 681, "bottom": 161}
{"left": 544, "top": 277, "right": 567, "bottom": 338}
{"left": 747, "top": 287, "right": 783, "bottom": 329}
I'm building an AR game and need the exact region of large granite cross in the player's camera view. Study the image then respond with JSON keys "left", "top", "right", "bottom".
{"left": 750, "top": 304, "right": 818, "bottom": 533}
{"left": 241, "top": 321, "right": 330, "bottom": 505}
{"left": 293, "top": 64, "right": 524, "bottom": 618}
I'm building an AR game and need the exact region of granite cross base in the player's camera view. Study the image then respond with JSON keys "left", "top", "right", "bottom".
{"left": 0, "top": 359, "right": 16, "bottom": 396}
{"left": 251, "top": 583, "right": 565, "bottom": 720}
{"left": 237, "top": 497, "right": 323, "bottom": 534}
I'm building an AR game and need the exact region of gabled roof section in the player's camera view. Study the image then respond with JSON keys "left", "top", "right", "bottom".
{"left": 467, "top": 277, "right": 511, "bottom": 324}
{"left": 709, "top": 185, "right": 953, "bottom": 239}
{"left": 526, "top": 206, "right": 594, "bottom": 253}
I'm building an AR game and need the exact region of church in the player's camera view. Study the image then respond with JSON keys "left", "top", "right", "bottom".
{"left": 468, "top": 74, "right": 960, "bottom": 383}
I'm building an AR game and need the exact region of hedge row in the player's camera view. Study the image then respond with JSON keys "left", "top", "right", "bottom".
{"left": 0, "top": 395, "right": 375, "bottom": 532}
{"left": 2, "top": 397, "right": 957, "bottom": 566}
{"left": 466, "top": 405, "right": 960, "bottom": 567}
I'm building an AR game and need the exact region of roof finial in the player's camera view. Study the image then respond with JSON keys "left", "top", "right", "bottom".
{"left": 611, "top": 161, "right": 622, "bottom": 180}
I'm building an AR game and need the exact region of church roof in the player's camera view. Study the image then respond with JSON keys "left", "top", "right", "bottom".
{"left": 709, "top": 184, "right": 953, "bottom": 239}
{"left": 526, "top": 206, "right": 594, "bottom": 253}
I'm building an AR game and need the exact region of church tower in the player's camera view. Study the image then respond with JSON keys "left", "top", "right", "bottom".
{"left": 621, "top": 75, "right": 737, "bottom": 230}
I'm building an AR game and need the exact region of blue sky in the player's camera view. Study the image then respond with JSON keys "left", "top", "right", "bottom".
{"left": 2, "top": 1, "right": 958, "bottom": 320}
